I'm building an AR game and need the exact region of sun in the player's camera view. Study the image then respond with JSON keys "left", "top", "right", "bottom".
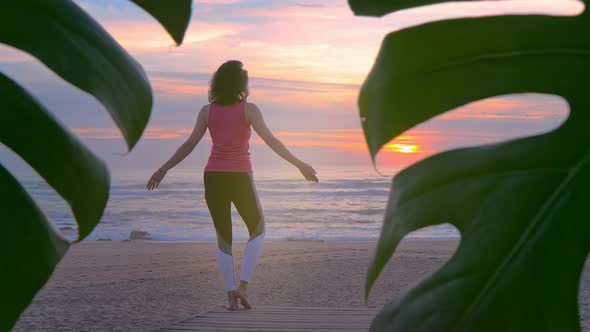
{"left": 386, "top": 143, "right": 419, "bottom": 153}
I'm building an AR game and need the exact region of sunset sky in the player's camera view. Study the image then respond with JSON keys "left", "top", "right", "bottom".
{"left": 0, "top": 0, "right": 583, "bottom": 176}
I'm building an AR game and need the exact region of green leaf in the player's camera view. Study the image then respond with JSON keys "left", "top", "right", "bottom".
{"left": 0, "top": 70, "right": 109, "bottom": 330}
{"left": 130, "top": 0, "right": 193, "bottom": 45}
{"left": 358, "top": 9, "right": 590, "bottom": 332}
{"left": 0, "top": 72, "right": 110, "bottom": 240}
{"left": 0, "top": 163, "right": 69, "bottom": 331}
{"left": 0, "top": 0, "right": 152, "bottom": 150}
{"left": 0, "top": 1, "right": 193, "bottom": 329}
{"left": 369, "top": 131, "right": 590, "bottom": 331}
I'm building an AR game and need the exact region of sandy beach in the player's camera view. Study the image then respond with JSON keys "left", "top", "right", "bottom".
{"left": 13, "top": 240, "right": 590, "bottom": 331}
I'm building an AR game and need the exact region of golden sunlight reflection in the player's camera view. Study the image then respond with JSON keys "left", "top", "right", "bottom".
{"left": 386, "top": 144, "right": 419, "bottom": 153}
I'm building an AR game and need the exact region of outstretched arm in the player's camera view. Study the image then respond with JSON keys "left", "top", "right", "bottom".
{"left": 247, "top": 103, "right": 318, "bottom": 182}
{"left": 147, "top": 106, "right": 209, "bottom": 190}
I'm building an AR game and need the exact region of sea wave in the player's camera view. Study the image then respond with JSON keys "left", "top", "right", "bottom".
{"left": 21, "top": 169, "right": 459, "bottom": 243}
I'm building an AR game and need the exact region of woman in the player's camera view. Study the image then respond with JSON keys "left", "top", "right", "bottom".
{"left": 146, "top": 60, "right": 318, "bottom": 310}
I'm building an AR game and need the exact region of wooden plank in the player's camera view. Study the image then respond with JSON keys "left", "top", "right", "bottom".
{"left": 168, "top": 324, "right": 370, "bottom": 330}
{"left": 207, "top": 306, "right": 379, "bottom": 311}
{"left": 193, "top": 315, "right": 376, "bottom": 320}
{"left": 176, "top": 315, "right": 376, "bottom": 321}
{"left": 171, "top": 320, "right": 374, "bottom": 325}
{"left": 202, "top": 310, "right": 379, "bottom": 315}
{"left": 198, "top": 312, "right": 378, "bottom": 316}
{"left": 163, "top": 326, "right": 368, "bottom": 332}
{"left": 189, "top": 317, "right": 374, "bottom": 322}
{"left": 159, "top": 306, "right": 379, "bottom": 332}
{"left": 200, "top": 310, "right": 379, "bottom": 316}
{"left": 169, "top": 324, "right": 371, "bottom": 329}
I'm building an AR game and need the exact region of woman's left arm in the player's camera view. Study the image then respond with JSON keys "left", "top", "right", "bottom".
{"left": 147, "top": 106, "right": 208, "bottom": 190}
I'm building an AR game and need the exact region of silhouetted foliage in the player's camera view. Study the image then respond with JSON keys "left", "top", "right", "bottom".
{"left": 0, "top": 1, "right": 191, "bottom": 330}
{"left": 349, "top": 0, "right": 590, "bottom": 331}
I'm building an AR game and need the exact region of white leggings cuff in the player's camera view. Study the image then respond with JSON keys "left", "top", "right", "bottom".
{"left": 216, "top": 249, "right": 235, "bottom": 291}
{"left": 240, "top": 232, "right": 265, "bottom": 282}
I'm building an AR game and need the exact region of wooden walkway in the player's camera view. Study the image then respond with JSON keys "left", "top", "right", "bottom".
{"left": 159, "top": 306, "right": 380, "bottom": 332}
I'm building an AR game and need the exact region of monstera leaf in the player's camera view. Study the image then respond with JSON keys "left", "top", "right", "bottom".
{"left": 349, "top": 1, "right": 590, "bottom": 331}
{"left": 0, "top": 1, "right": 191, "bottom": 330}
{"left": 130, "top": 0, "right": 192, "bottom": 45}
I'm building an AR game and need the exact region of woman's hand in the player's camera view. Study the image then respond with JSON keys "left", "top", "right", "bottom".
{"left": 297, "top": 162, "right": 318, "bottom": 183}
{"left": 147, "top": 168, "right": 167, "bottom": 190}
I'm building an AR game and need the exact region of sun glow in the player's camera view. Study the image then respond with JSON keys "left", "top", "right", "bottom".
{"left": 387, "top": 143, "right": 419, "bottom": 153}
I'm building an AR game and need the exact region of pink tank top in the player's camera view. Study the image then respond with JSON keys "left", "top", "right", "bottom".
{"left": 204, "top": 101, "right": 253, "bottom": 173}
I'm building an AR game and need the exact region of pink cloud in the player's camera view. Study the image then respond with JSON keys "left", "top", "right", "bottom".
{"left": 0, "top": 46, "right": 35, "bottom": 63}
{"left": 181, "top": 0, "right": 583, "bottom": 85}
{"left": 146, "top": 72, "right": 360, "bottom": 108}
{"left": 72, "top": 127, "right": 193, "bottom": 139}
{"left": 99, "top": 21, "right": 242, "bottom": 53}
{"left": 441, "top": 95, "right": 568, "bottom": 120}
{"left": 250, "top": 83, "right": 357, "bottom": 108}
{"left": 7, "top": 0, "right": 582, "bottom": 88}
{"left": 194, "top": 0, "right": 241, "bottom": 4}
{"left": 151, "top": 77, "right": 208, "bottom": 96}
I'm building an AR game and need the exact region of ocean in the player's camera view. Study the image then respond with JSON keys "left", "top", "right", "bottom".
{"left": 22, "top": 167, "right": 460, "bottom": 242}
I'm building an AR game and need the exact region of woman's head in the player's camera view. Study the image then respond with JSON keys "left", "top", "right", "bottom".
{"left": 208, "top": 60, "right": 249, "bottom": 105}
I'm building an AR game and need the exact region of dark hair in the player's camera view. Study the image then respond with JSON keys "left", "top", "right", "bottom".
{"left": 208, "top": 60, "right": 249, "bottom": 105}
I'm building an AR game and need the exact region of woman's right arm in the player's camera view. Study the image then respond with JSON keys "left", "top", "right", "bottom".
{"left": 147, "top": 105, "right": 209, "bottom": 190}
{"left": 247, "top": 103, "right": 318, "bottom": 182}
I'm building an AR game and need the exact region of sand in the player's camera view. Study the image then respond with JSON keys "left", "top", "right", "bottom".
{"left": 12, "top": 240, "right": 590, "bottom": 331}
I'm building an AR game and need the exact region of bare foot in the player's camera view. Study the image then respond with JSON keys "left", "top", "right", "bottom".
{"left": 236, "top": 288, "right": 252, "bottom": 309}
{"left": 224, "top": 291, "right": 238, "bottom": 311}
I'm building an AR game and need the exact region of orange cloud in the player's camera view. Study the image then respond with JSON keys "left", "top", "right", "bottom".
{"left": 281, "top": 139, "right": 367, "bottom": 151}
{"left": 195, "top": 0, "right": 241, "bottom": 4}
{"left": 275, "top": 131, "right": 361, "bottom": 140}
{"left": 242, "top": 4, "right": 349, "bottom": 20}
{"left": 72, "top": 128, "right": 121, "bottom": 139}
{"left": 147, "top": 73, "right": 360, "bottom": 107}
{"left": 72, "top": 127, "right": 193, "bottom": 139}
{"left": 273, "top": 129, "right": 436, "bottom": 155}
{"left": 247, "top": 129, "right": 367, "bottom": 152}
{"left": 99, "top": 21, "right": 242, "bottom": 53}
{"left": 151, "top": 77, "right": 208, "bottom": 96}
{"left": 251, "top": 84, "right": 357, "bottom": 108}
